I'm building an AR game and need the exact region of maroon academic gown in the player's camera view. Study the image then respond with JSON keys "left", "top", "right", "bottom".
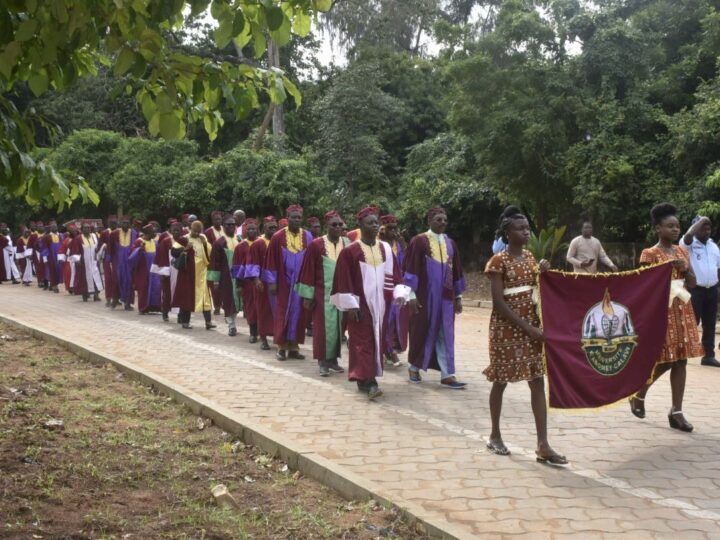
{"left": 331, "top": 241, "right": 403, "bottom": 382}
{"left": 0, "top": 235, "right": 7, "bottom": 281}
{"left": 297, "top": 236, "right": 348, "bottom": 362}
{"left": 69, "top": 235, "right": 94, "bottom": 295}
{"left": 232, "top": 239, "right": 255, "bottom": 324}
{"left": 208, "top": 236, "right": 237, "bottom": 316}
{"left": 205, "top": 226, "right": 223, "bottom": 309}
{"left": 154, "top": 235, "right": 174, "bottom": 314}
{"left": 246, "top": 237, "right": 274, "bottom": 338}
{"left": 171, "top": 237, "right": 210, "bottom": 312}
{"left": 263, "top": 228, "right": 312, "bottom": 347}
{"left": 15, "top": 237, "right": 28, "bottom": 278}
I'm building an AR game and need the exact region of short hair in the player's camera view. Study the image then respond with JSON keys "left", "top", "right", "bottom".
{"left": 650, "top": 203, "right": 677, "bottom": 226}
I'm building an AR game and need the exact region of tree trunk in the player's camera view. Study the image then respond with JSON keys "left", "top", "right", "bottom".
{"left": 253, "top": 104, "right": 275, "bottom": 151}
{"left": 267, "top": 39, "right": 285, "bottom": 136}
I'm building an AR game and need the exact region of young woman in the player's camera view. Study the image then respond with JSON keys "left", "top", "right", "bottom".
{"left": 630, "top": 203, "right": 702, "bottom": 432}
{"left": 484, "top": 211, "right": 567, "bottom": 465}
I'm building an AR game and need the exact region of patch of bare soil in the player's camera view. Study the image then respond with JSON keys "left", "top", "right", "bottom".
{"left": 0, "top": 323, "right": 427, "bottom": 539}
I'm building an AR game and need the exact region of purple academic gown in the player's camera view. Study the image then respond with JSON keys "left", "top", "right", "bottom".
{"left": 111, "top": 229, "right": 138, "bottom": 305}
{"left": 129, "top": 239, "right": 161, "bottom": 312}
{"left": 403, "top": 233, "right": 465, "bottom": 374}
{"left": 263, "top": 228, "right": 313, "bottom": 346}
{"left": 384, "top": 241, "right": 408, "bottom": 354}
{"left": 41, "top": 233, "right": 64, "bottom": 286}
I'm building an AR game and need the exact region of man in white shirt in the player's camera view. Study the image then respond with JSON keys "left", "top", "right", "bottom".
{"left": 566, "top": 221, "right": 618, "bottom": 273}
{"left": 681, "top": 216, "right": 720, "bottom": 367}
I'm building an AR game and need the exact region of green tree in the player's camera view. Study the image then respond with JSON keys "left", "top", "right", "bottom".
{"left": 0, "top": 0, "right": 330, "bottom": 207}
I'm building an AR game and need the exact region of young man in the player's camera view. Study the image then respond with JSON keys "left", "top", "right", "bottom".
{"left": 15, "top": 226, "right": 33, "bottom": 285}
{"left": 208, "top": 215, "right": 241, "bottom": 335}
{"left": 151, "top": 220, "right": 183, "bottom": 322}
{"left": 263, "top": 205, "right": 313, "bottom": 361}
{"left": 404, "top": 207, "right": 467, "bottom": 389}
{"left": 172, "top": 220, "right": 215, "bottom": 329}
{"left": 232, "top": 218, "right": 260, "bottom": 342}
{"left": 109, "top": 216, "right": 137, "bottom": 310}
{"left": 297, "top": 210, "right": 350, "bottom": 377}
{"left": 379, "top": 214, "right": 408, "bottom": 367}
{"left": 97, "top": 215, "right": 117, "bottom": 306}
{"left": 681, "top": 216, "right": 720, "bottom": 367}
{"left": 331, "top": 207, "right": 410, "bottom": 399}
{"left": 70, "top": 220, "right": 104, "bottom": 302}
{"left": 30, "top": 221, "right": 46, "bottom": 288}
{"left": 41, "top": 220, "right": 63, "bottom": 292}
{"left": 307, "top": 216, "right": 322, "bottom": 239}
{"left": 0, "top": 223, "right": 20, "bottom": 284}
{"left": 246, "top": 216, "right": 278, "bottom": 350}
{"left": 566, "top": 221, "right": 618, "bottom": 273}
{"left": 205, "top": 210, "right": 225, "bottom": 315}
{"left": 129, "top": 224, "right": 161, "bottom": 313}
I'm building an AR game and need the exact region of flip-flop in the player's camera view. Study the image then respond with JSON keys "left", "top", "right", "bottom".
{"left": 486, "top": 441, "right": 511, "bottom": 456}
{"left": 535, "top": 452, "right": 568, "bottom": 466}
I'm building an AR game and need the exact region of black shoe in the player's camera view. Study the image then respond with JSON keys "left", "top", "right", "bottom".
{"left": 287, "top": 351, "right": 305, "bottom": 360}
{"left": 206, "top": 322, "right": 217, "bottom": 330}
{"left": 93, "top": 294, "right": 100, "bottom": 302}
{"left": 327, "top": 363, "right": 345, "bottom": 374}
{"left": 11, "top": 279, "right": 19, "bottom": 284}
{"left": 124, "top": 303, "right": 133, "bottom": 311}
{"left": 82, "top": 294, "right": 88, "bottom": 302}
{"left": 214, "top": 308, "right": 221, "bottom": 315}
{"left": 701, "top": 357, "right": 720, "bottom": 367}
{"left": 162, "top": 313, "right": 169, "bottom": 322}
{"left": 276, "top": 350, "right": 287, "bottom": 361}
{"left": 260, "top": 340, "right": 271, "bottom": 351}
{"left": 228, "top": 327, "right": 237, "bottom": 337}
{"left": 319, "top": 364, "right": 330, "bottom": 377}
{"left": 182, "top": 323, "right": 193, "bottom": 329}
{"left": 669, "top": 410, "right": 693, "bottom": 432}
{"left": 249, "top": 335, "right": 258, "bottom": 344}
{"left": 367, "top": 383, "right": 383, "bottom": 400}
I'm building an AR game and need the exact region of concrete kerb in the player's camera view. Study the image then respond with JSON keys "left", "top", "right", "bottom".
{"left": 0, "top": 314, "right": 473, "bottom": 540}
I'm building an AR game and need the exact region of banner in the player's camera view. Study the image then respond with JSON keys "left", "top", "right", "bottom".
{"left": 540, "top": 263, "right": 672, "bottom": 409}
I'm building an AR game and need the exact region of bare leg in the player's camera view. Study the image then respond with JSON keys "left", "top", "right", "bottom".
{"left": 488, "top": 382, "right": 509, "bottom": 454}
{"left": 529, "top": 377, "right": 564, "bottom": 461}
{"left": 670, "top": 360, "right": 686, "bottom": 412}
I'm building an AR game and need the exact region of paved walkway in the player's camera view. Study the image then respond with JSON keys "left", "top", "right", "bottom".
{"left": 2, "top": 285, "right": 720, "bottom": 539}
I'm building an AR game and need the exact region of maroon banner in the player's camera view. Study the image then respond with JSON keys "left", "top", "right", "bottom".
{"left": 540, "top": 263, "right": 672, "bottom": 409}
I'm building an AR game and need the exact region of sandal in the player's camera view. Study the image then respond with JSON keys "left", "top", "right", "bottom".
{"left": 535, "top": 451, "right": 568, "bottom": 466}
{"left": 486, "top": 440, "right": 510, "bottom": 456}
{"left": 629, "top": 395, "right": 645, "bottom": 419}
{"left": 668, "top": 409, "right": 693, "bottom": 432}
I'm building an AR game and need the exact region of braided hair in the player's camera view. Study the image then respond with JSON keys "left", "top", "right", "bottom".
{"left": 650, "top": 202, "right": 677, "bottom": 226}
{"left": 498, "top": 207, "right": 526, "bottom": 243}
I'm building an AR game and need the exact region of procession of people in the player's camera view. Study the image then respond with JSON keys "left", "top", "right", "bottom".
{"left": 1, "top": 202, "right": 714, "bottom": 466}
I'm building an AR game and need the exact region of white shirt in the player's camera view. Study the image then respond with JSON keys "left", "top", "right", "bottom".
{"left": 680, "top": 237, "right": 720, "bottom": 287}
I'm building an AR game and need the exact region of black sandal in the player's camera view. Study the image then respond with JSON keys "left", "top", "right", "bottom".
{"left": 486, "top": 440, "right": 510, "bottom": 456}
{"left": 629, "top": 395, "right": 645, "bottom": 419}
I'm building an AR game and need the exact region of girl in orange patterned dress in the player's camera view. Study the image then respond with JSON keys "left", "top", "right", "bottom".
{"left": 630, "top": 203, "right": 703, "bottom": 432}
{"left": 484, "top": 210, "right": 567, "bottom": 465}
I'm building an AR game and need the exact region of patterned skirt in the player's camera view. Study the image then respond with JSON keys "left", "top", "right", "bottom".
{"left": 484, "top": 291, "right": 545, "bottom": 383}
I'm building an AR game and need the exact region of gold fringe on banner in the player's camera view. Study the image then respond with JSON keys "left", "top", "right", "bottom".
{"left": 536, "top": 260, "right": 674, "bottom": 413}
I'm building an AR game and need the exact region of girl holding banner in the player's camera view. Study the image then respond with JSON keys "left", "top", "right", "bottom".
{"left": 483, "top": 210, "right": 567, "bottom": 465}
{"left": 630, "top": 203, "right": 703, "bottom": 432}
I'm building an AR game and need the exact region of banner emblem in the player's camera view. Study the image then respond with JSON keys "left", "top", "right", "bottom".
{"left": 581, "top": 288, "right": 637, "bottom": 375}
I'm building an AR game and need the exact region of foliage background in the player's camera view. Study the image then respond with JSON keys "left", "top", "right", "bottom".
{"left": 3, "top": 0, "right": 720, "bottom": 246}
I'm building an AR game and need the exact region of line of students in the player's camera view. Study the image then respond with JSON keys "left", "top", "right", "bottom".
{"left": 3, "top": 201, "right": 701, "bottom": 468}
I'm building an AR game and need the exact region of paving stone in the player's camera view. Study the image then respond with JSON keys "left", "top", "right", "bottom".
{"left": 3, "top": 286, "right": 720, "bottom": 538}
